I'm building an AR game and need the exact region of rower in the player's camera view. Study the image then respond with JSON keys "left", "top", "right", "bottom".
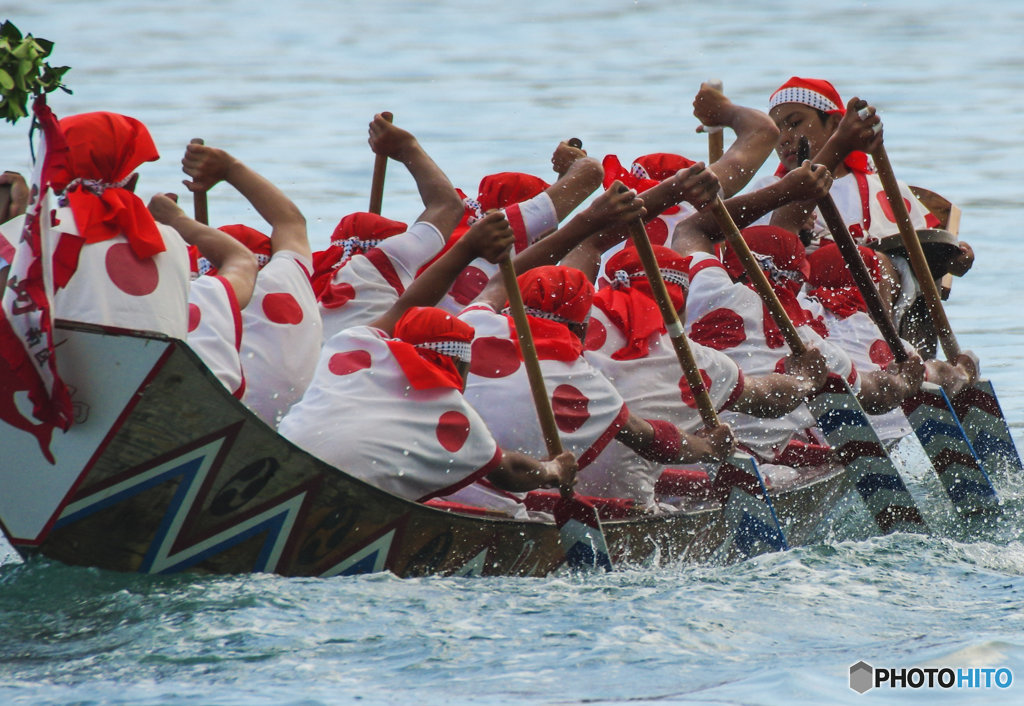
{"left": 754, "top": 76, "right": 974, "bottom": 349}
{"left": 596, "top": 81, "right": 779, "bottom": 278}
{"left": 148, "top": 193, "right": 257, "bottom": 399}
{"left": 180, "top": 142, "right": 323, "bottom": 427}
{"left": 13, "top": 110, "right": 192, "bottom": 339}
{"left": 449, "top": 260, "right": 735, "bottom": 518}
{"left": 577, "top": 243, "right": 829, "bottom": 511}
{"left": 278, "top": 210, "right": 577, "bottom": 504}
{"left": 803, "top": 242, "right": 979, "bottom": 409}
{"left": 316, "top": 114, "right": 464, "bottom": 340}
{"left": 428, "top": 140, "right": 606, "bottom": 314}
{"left": 675, "top": 222, "right": 923, "bottom": 468}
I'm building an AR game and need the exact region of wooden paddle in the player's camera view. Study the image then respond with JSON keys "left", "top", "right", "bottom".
{"left": 625, "top": 217, "right": 788, "bottom": 557}
{"left": 706, "top": 196, "right": 929, "bottom": 534}
{"left": 190, "top": 138, "right": 209, "bottom": 225}
{"left": 705, "top": 79, "right": 725, "bottom": 163}
{"left": 798, "top": 135, "right": 907, "bottom": 362}
{"left": 873, "top": 142, "right": 1024, "bottom": 476}
{"left": 497, "top": 256, "right": 612, "bottom": 571}
{"left": 368, "top": 112, "right": 394, "bottom": 215}
{"left": 872, "top": 145, "right": 959, "bottom": 360}
{"left": 805, "top": 140, "right": 999, "bottom": 516}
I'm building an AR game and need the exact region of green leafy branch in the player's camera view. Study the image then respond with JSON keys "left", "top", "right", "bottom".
{"left": 0, "top": 21, "right": 71, "bottom": 124}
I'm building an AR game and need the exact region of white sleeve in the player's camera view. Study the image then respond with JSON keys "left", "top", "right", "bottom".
{"left": 375, "top": 221, "right": 445, "bottom": 285}
{"left": 516, "top": 192, "right": 558, "bottom": 245}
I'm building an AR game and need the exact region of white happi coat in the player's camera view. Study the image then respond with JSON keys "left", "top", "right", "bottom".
{"left": 318, "top": 221, "right": 445, "bottom": 340}
{"left": 684, "top": 252, "right": 858, "bottom": 461}
{"left": 437, "top": 193, "right": 559, "bottom": 314}
{"left": 799, "top": 293, "right": 914, "bottom": 442}
{"left": 30, "top": 208, "right": 191, "bottom": 338}
{"left": 239, "top": 250, "right": 323, "bottom": 427}
{"left": 578, "top": 304, "right": 744, "bottom": 508}
{"left": 187, "top": 274, "right": 244, "bottom": 398}
{"left": 442, "top": 304, "right": 629, "bottom": 516}
{"left": 278, "top": 325, "right": 501, "bottom": 502}
{"left": 748, "top": 169, "right": 931, "bottom": 249}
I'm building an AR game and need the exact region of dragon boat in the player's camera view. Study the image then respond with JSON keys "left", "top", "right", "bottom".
{"left": 0, "top": 322, "right": 852, "bottom": 577}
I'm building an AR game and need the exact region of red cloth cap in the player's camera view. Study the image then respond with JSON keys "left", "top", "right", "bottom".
{"left": 769, "top": 77, "right": 873, "bottom": 176}
{"left": 57, "top": 111, "right": 165, "bottom": 259}
{"left": 806, "top": 242, "right": 882, "bottom": 319}
{"left": 387, "top": 306, "right": 475, "bottom": 391}
{"left": 329, "top": 211, "right": 407, "bottom": 245}
{"left": 631, "top": 153, "right": 697, "bottom": 182}
{"left": 723, "top": 225, "right": 810, "bottom": 283}
{"left": 311, "top": 212, "right": 408, "bottom": 296}
{"left": 505, "top": 266, "right": 594, "bottom": 363}
{"left": 220, "top": 223, "right": 271, "bottom": 263}
{"left": 769, "top": 76, "right": 845, "bottom": 115}
{"left": 724, "top": 226, "right": 828, "bottom": 337}
{"left": 476, "top": 172, "right": 549, "bottom": 213}
{"left": 601, "top": 154, "right": 680, "bottom": 220}
{"left": 596, "top": 244, "right": 692, "bottom": 360}
{"left": 517, "top": 265, "right": 594, "bottom": 324}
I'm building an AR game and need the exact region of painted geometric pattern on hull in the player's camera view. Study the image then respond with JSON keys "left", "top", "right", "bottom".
{"left": 52, "top": 422, "right": 495, "bottom": 578}
{"left": 903, "top": 383, "right": 1000, "bottom": 516}
{"left": 808, "top": 375, "right": 927, "bottom": 534}
{"left": 953, "top": 379, "right": 1024, "bottom": 476}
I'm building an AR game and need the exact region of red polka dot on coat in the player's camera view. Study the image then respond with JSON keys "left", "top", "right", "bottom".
{"left": 320, "top": 281, "right": 356, "bottom": 309}
{"left": 552, "top": 384, "right": 591, "bottom": 434}
{"left": 449, "top": 267, "right": 490, "bottom": 306}
{"left": 436, "top": 410, "right": 471, "bottom": 452}
{"left": 262, "top": 292, "right": 304, "bottom": 324}
{"left": 328, "top": 349, "right": 372, "bottom": 375}
{"left": 646, "top": 218, "right": 670, "bottom": 247}
{"left": 187, "top": 303, "right": 201, "bottom": 332}
{"left": 584, "top": 318, "right": 607, "bottom": 351}
{"left": 875, "top": 191, "right": 914, "bottom": 224}
{"left": 679, "top": 369, "right": 713, "bottom": 409}
{"left": 106, "top": 242, "right": 159, "bottom": 296}
{"left": 869, "top": 339, "right": 895, "bottom": 369}
{"left": 469, "top": 336, "right": 521, "bottom": 378}
{"left": 689, "top": 308, "right": 746, "bottom": 351}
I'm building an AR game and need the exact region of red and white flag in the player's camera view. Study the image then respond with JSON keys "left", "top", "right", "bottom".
{"left": 0, "top": 96, "right": 73, "bottom": 462}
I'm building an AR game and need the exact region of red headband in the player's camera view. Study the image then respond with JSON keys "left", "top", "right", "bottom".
{"left": 769, "top": 76, "right": 845, "bottom": 115}
{"left": 387, "top": 307, "right": 475, "bottom": 390}
{"left": 56, "top": 111, "right": 165, "bottom": 259}
{"left": 596, "top": 244, "right": 691, "bottom": 360}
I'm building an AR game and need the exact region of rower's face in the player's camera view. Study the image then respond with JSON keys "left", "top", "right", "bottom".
{"left": 770, "top": 104, "right": 839, "bottom": 171}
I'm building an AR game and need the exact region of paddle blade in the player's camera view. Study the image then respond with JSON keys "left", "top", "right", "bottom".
{"left": 807, "top": 374, "right": 928, "bottom": 534}
{"left": 952, "top": 379, "right": 1024, "bottom": 476}
{"left": 554, "top": 495, "right": 612, "bottom": 572}
{"left": 684, "top": 453, "right": 787, "bottom": 564}
{"left": 903, "top": 382, "right": 1000, "bottom": 516}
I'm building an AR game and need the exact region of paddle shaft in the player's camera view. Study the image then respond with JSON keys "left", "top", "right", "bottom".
{"left": 872, "top": 145, "right": 960, "bottom": 359}
{"left": 498, "top": 257, "right": 564, "bottom": 456}
{"left": 816, "top": 195, "right": 908, "bottom": 363}
{"left": 190, "top": 138, "right": 209, "bottom": 225}
{"left": 706, "top": 79, "right": 724, "bottom": 163}
{"left": 708, "top": 197, "right": 807, "bottom": 355}
{"left": 626, "top": 219, "right": 720, "bottom": 428}
{"left": 368, "top": 112, "right": 394, "bottom": 215}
